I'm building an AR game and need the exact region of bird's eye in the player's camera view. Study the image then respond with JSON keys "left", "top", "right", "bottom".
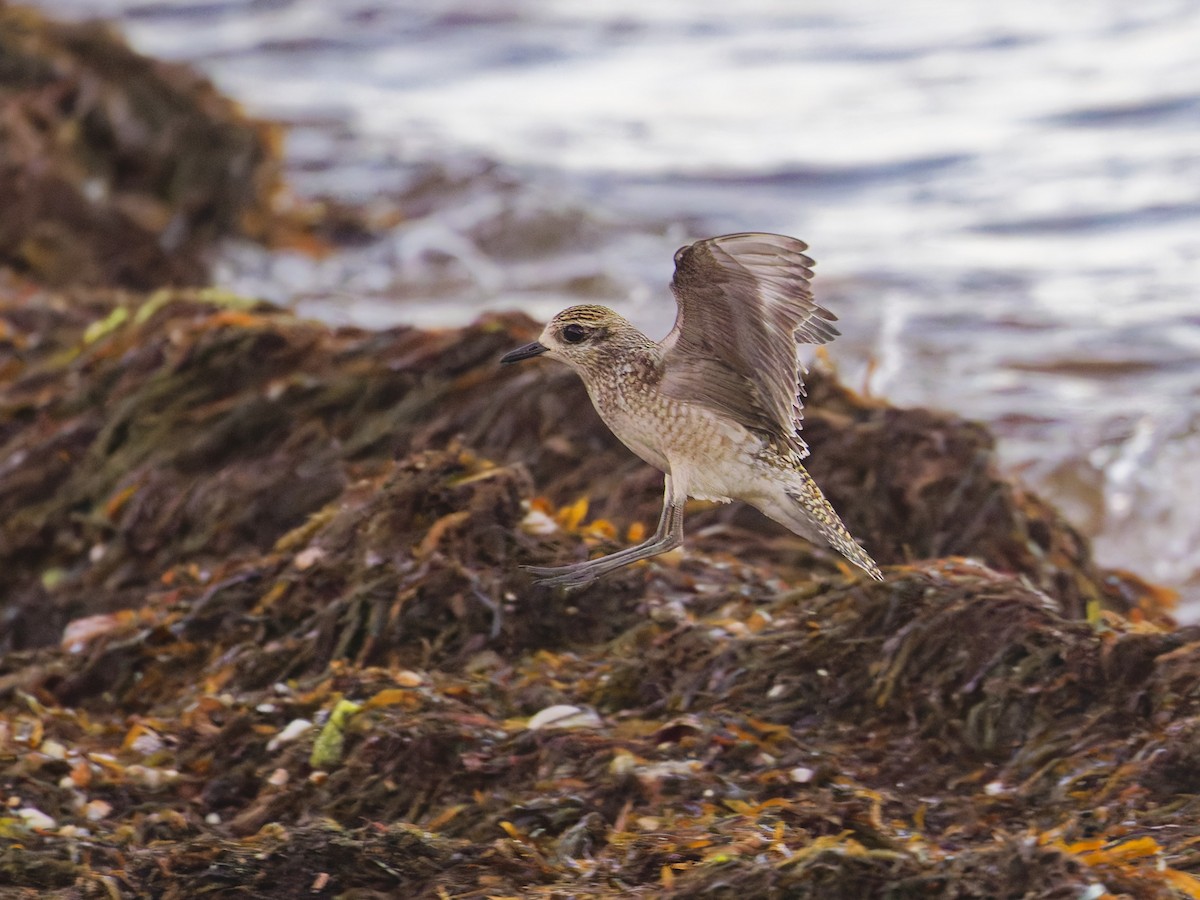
{"left": 562, "top": 324, "right": 589, "bottom": 344}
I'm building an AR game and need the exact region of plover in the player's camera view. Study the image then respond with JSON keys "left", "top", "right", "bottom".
{"left": 501, "top": 232, "right": 882, "bottom": 587}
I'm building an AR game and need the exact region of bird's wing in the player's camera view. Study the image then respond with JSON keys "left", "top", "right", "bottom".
{"left": 660, "top": 233, "right": 839, "bottom": 453}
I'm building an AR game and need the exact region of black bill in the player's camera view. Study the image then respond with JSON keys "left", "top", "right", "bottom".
{"left": 500, "top": 341, "right": 549, "bottom": 364}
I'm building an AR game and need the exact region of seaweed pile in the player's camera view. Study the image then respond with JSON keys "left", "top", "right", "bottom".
{"left": 1, "top": 5, "right": 1197, "bottom": 898}
{"left": 1, "top": 293, "right": 1195, "bottom": 898}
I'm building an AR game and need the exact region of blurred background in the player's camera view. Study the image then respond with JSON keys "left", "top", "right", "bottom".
{"left": 44, "top": 0, "right": 1200, "bottom": 614}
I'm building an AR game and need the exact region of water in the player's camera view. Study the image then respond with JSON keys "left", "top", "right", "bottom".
{"left": 42, "top": 0, "right": 1200, "bottom": 613}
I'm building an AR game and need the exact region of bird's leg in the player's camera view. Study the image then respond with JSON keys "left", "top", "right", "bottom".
{"left": 525, "top": 475, "right": 685, "bottom": 588}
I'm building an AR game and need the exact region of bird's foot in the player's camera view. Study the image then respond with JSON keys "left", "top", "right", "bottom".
{"left": 521, "top": 563, "right": 606, "bottom": 589}
{"left": 522, "top": 537, "right": 681, "bottom": 589}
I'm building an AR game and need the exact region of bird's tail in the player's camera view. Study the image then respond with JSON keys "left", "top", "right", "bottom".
{"left": 757, "top": 467, "right": 884, "bottom": 582}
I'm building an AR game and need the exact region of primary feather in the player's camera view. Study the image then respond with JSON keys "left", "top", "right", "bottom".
{"left": 661, "top": 233, "right": 839, "bottom": 457}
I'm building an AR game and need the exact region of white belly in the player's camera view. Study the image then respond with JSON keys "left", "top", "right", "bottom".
{"left": 592, "top": 388, "right": 770, "bottom": 503}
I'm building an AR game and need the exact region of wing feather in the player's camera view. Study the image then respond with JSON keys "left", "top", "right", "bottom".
{"left": 660, "top": 232, "right": 839, "bottom": 454}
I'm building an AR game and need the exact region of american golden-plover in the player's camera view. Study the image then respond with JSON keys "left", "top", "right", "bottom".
{"left": 501, "top": 232, "right": 882, "bottom": 587}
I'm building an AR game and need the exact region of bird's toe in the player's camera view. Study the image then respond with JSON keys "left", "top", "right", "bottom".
{"left": 520, "top": 563, "right": 603, "bottom": 589}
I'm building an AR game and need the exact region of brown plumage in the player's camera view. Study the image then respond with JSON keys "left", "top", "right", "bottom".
{"left": 501, "top": 232, "right": 881, "bottom": 588}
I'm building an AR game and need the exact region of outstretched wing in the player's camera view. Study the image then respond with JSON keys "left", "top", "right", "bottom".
{"left": 660, "top": 232, "right": 839, "bottom": 455}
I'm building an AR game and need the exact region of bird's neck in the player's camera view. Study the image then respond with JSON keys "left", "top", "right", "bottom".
{"left": 577, "top": 340, "right": 662, "bottom": 399}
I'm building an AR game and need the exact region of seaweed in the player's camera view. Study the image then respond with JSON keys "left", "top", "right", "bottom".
{"left": 1, "top": 292, "right": 1195, "bottom": 898}
{"left": 1, "top": 6, "right": 1196, "bottom": 895}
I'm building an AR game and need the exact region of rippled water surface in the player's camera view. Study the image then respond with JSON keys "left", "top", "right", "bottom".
{"left": 45, "top": 0, "right": 1200, "bottom": 612}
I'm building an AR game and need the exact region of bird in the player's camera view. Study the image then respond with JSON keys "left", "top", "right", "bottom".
{"left": 500, "top": 232, "right": 882, "bottom": 588}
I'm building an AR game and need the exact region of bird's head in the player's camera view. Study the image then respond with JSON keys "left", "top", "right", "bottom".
{"left": 500, "top": 305, "right": 647, "bottom": 378}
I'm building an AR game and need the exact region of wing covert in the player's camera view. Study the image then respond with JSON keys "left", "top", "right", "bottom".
{"left": 661, "top": 232, "right": 839, "bottom": 452}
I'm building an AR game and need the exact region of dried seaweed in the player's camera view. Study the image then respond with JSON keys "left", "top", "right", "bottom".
{"left": 0, "top": 4, "right": 282, "bottom": 288}
{"left": 1, "top": 290, "right": 1196, "bottom": 898}
{"left": 1, "top": 8, "right": 1195, "bottom": 894}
